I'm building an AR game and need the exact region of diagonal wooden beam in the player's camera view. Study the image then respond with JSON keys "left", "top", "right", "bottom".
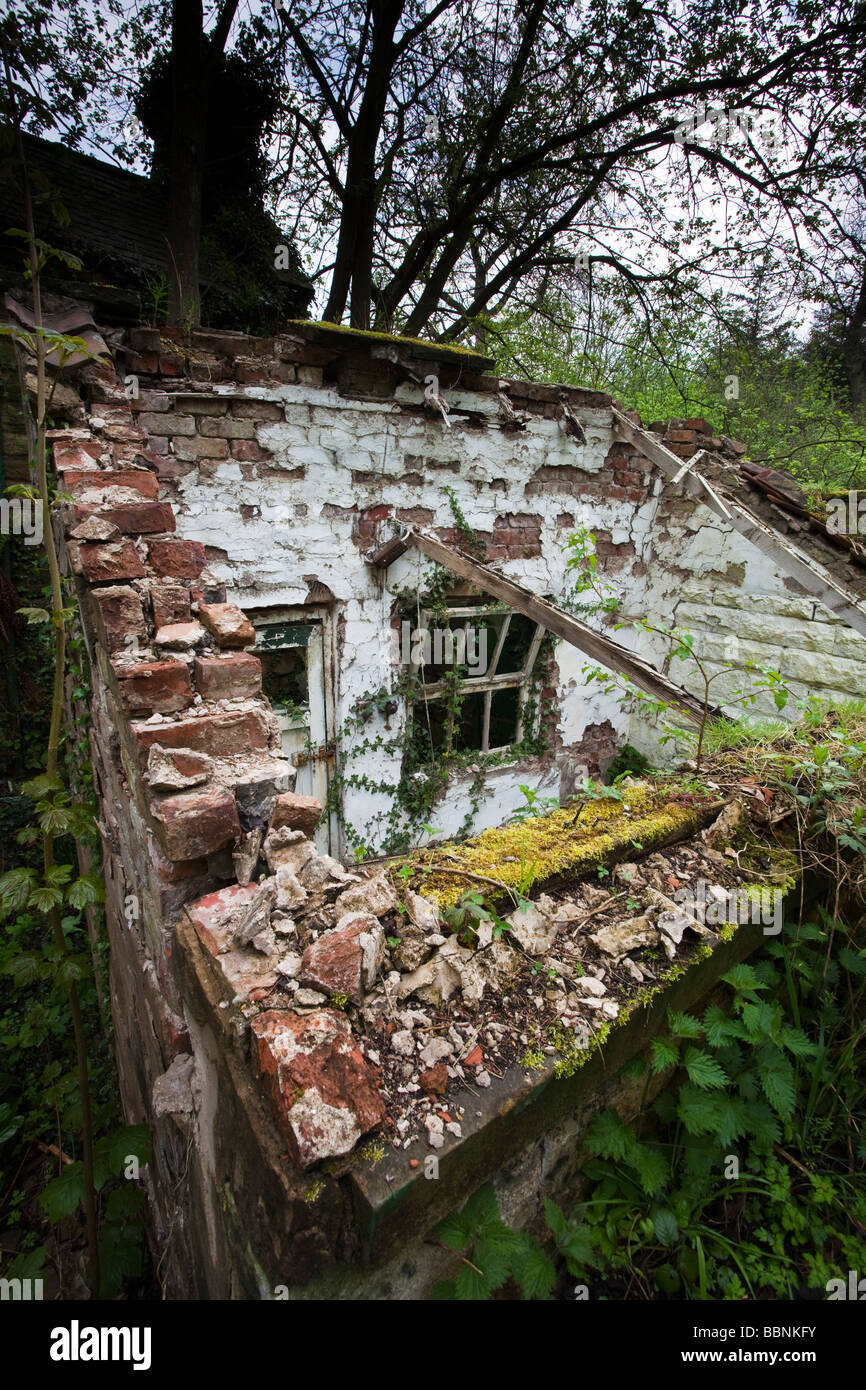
{"left": 611, "top": 408, "right": 866, "bottom": 640}
{"left": 368, "top": 528, "right": 723, "bottom": 724}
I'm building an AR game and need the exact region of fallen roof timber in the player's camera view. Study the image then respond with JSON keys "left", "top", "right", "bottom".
{"left": 369, "top": 527, "right": 724, "bottom": 724}
{"left": 610, "top": 408, "right": 866, "bottom": 641}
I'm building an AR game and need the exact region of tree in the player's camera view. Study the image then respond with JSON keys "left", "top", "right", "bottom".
{"left": 271, "top": 0, "right": 866, "bottom": 336}
{"left": 163, "top": 0, "right": 241, "bottom": 327}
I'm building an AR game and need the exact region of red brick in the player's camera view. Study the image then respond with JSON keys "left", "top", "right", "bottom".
{"left": 188, "top": 883, "right": 258, "bottom": 954}
{"left": 231, "top": 400, "right": 283, "bottom": 421}
{"left": 251, "top": 1009, "right": 386, "bottom": 1167}
{"left": 150, "top": 580, "right": 191, "bottom": 628}
{"left": 396, "top": 506, "right": 435, "bottom": 525}
{"left": 229, "top": 438, "right": 270, "bottom": 463}
{"left": 149, "top": 836, "right": 207, "bottom": 884}
{"left": 62, "top": 468, "right": 159, "bottom": 498}
{"left": 361, "top": 504, "right": 393, "bottom": 523}
{"left": 149, "top": 538, "right": 207, "bottom": 578}
{"left": 198, "top": 602, "right": 255, "bottom": 648}
{"left": 194, "top": 653, "right": 262, "bottom": 700}
{"left": 271, "top": 792, "right": 322, "bottom": 837}
{"left": 666, "top": 429, "right": 697, "bottom": 443}
{"left": 173, "top": 435, "right": 228, "bottom": 462}
{"left": 683, "top": 417, "right": 712, "bottom": 432}
{"left": 53, "top": 442, "right": 101, "bottom": 470}
{"left": 117, "top": 660, "right": 194, "bottom": 715}
{"left": 132, "top": 709, "right": 271, "bottom": 760}
{"left": 78, "top": 540, "right": 145, "bottom": 583}
{"left": 152, "top": 787, "right": 241, "bottom": 862}
{"left": 613, "top": 470, "right": 643, "bottom": 487}
{"left": 75, "top": 501, "right": 176, "bottom": 534}
{"left": 200, "top": 416, "right": 255, "bottom": 439}
{"left": 91, "top": 585, "right": 146, "bottom": 651}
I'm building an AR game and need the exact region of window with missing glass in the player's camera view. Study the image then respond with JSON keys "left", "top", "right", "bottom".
{"left": 405, "top": 594, "right": 548, "bottom": 756}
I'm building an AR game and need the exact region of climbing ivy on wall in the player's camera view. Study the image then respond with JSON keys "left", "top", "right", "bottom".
{"left": 328, "top": 495, "right": 557, "bottom": 855}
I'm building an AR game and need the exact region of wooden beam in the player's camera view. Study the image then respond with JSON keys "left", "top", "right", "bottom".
{"left": 611, "top": 408, "right": 866, "bottom": 640}
{"left": 377, "top": 528, "right": 722, "bottom": 724}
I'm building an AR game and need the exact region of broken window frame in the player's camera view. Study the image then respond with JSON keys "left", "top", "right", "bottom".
{"left": 411, "top": 599, "right": 547, "bottom": 755}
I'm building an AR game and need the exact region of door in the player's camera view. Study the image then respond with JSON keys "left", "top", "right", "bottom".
{"left": 253, "top": 615, "right": 333, "bottom": 854}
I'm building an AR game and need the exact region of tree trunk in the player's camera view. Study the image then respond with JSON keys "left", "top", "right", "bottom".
{"left": 166, "top": 0, "right": 209, "bottom": 329}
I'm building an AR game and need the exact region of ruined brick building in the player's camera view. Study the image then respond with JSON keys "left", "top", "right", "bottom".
{"left": 3, "top": 137, "right": 866, "bottom": 1298}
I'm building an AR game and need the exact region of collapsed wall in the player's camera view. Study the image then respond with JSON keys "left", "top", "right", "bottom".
{"left": 31, "top": 318, "right": 862, "bottom": 1298}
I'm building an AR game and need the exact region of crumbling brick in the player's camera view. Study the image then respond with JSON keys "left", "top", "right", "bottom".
{"left": 138, "top": 412, "right": 196, "bottom": 436}
{"left": 150, "top": 580, "right": 192, "bottom": 628}
{"left": 148, "top": 538, "right": 207, "bottom": 578}
{"left": 271, "top": 792, "right": 322, "bottom": 837}
{"left": 198, "top": 602, "right": 256, "bottom": 648}
{"left": 77, "top": 540, "right": 145, "bottom": 583}
{"left": 200, "top": 417, "right": 255, "bottom": 439}
{"left": 194, "top": 653, "right": 262, "bottom": 701}
{"left": 75, "top": 501, "right": 176, "bottom": 535}
{"left": 132, "top": 709, "right": 271, "bottom": 760}
{"left": 91, "top": 585, "right": 147, "bottom": 651}
{"left": 151, "top": 787, "right": 241, "bottom": 862}
{"left": 172, "top": 435, "right": 228, "bottom": 462}
{"left": 63, "top": 468, "right": 159, "bottom": 498}
{"left": 116, "top": 660, "right": 194, "bottom": 715}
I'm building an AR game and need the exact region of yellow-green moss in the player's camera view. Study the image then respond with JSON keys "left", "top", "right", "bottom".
{"left": 285, "top": 319, "right": 488, "bottom": 362}
{"left": 521, "top": 1047, "right": 546, "bottom": 1069}
{"left": 359, "top": 1141, "right": 386, "bottom": 1166}
{"left": 395, "top": 784, "right": 708, "bottom": 908}
{"left": 304, "top": 1179, "right": 326, "bottom": 1204}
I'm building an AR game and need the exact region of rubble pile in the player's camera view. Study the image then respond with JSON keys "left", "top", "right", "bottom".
{"left": 185, "top": 785, "right": 783, "bottom": 1171}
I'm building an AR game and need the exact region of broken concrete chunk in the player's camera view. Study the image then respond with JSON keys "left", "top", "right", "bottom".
{"left": 404, "top": 889, "right": 439, "bottom": 932}
{"left": 300, "top": 913, "right": 385, "bottom": 1002}
{"left": 335, "top": 871, "right": 398, "bottom": 919}
{"left": 263, "top": 824, "right": 318, "bottom": 875}
{"left": 276, "top": 952, "right": 302, "bottom": 979}
{"left": 251, "top": 1009, "right": 385, "bottom": 1168}
{"left": 275, "top": 863, "right": 309, "bottom": 910}
{"left": 298, "top": 853, "right": 350, "bottom": 892}
{"left": 390, "top": 1029, "right": 415, "bottom": 1057}
{"left": 570, "top": 974, "right": 607, "bottom": 997}
{"left": 70, "top": 513, "right": 121, "bottom": 542}
{"left": 231, "top": 878, "right": 277, "bottom": 948}
{"left": 506, "top": 899, "right": 561, "bottom": 955}
{"left": 418, "top": 1036, "right": 453, "bottom": 1068}
{"left": 233, "top": 826, "right": 263, "bottom": 886}
{"left": 589, "top": 915, "right": 659, "bottom": 961}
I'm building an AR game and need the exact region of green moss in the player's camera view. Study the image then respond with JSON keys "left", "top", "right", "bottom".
{"left": 285, "top": 319, "right": 489, "bottom": 362}
{"left": 396, "top": 782, "right": 708, "bottom": 908}
{"left": 304, "top": 1179, "right": 326, "bottom": 1204}
{"left": 359, "top": 1141, "right": 386, "bottom": 1166}
{"left": 521, "top": 1047, "right": 546, "bottom": 1070}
